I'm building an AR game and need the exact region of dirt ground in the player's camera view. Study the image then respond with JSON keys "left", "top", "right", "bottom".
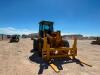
{"left": 0, "top": 38, "right": 100, "bottom": 75}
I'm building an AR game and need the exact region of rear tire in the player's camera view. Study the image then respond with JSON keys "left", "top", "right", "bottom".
{"left": 10, "top": 40, "right": 12, "bottom": 43}
{"left": 63, "top": 40, "right": 70, "bottom": 47}
{"left": 16, "top": 38, "right": 19, "bottom": 42}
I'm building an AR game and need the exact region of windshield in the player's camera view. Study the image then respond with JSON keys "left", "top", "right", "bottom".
{"left": 43, "top": 25, "right": 49, "bottom": 30}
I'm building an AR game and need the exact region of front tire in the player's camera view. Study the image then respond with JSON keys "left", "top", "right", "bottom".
{"left": 33, "top": 38, "right": 38, "bottom": 51}
{"left": 63, "top": 40, "right": 70, "bottom": 47}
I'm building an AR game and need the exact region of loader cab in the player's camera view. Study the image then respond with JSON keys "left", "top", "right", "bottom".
{"left": 39, "top": 21, "right": 54, "bottom": 38}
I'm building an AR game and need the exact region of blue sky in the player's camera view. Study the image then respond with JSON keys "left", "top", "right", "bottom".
{"left": 0, "top": 0, "right": 100, "bottom": 36}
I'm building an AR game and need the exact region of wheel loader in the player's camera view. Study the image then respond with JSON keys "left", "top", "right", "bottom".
{"left": 33, "top": 21, "right": 77, "bottom": 61}
{"left": 10, "top": 35, "right": 19, "bottom": 43}
{"left": 91, "top": 37, "right": 100, "bottom": 45}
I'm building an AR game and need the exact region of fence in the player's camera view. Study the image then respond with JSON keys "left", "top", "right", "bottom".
{"left": 0, "top": 34, "right": 9, "bottom": 41}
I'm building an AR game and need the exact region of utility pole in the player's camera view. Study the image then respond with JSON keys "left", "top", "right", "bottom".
{"left": 2, "top": 34, "right": 3, "bottom": 40}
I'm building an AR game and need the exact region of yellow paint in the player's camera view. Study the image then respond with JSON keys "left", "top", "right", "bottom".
{"left": 50, "top": 63, "right": 60, "bottom": 73}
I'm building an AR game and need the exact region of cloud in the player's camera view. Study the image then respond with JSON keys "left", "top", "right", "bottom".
{"left": 0, "top": 27, "right": 35, "bottom": 35}
{"left": 61, "top": 32, "right": 80, "bottom": 35}
{"left": 61, "top": 32, "right": 99, "bottom": 37}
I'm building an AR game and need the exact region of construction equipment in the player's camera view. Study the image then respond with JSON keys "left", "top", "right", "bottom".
{"left": 10, "top": 35, "right": 19, "bottom": 43}
{"left": 34, "top": 21, "right": 77, "bottom": 60}
{"left": 91, "top": 37, "right": 100, "bottom": 45}
{"left": 33, "top": 20, "right": 77, "bottom": 72}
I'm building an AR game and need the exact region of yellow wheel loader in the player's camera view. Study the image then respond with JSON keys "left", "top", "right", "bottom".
{"left": 33, "top": 21, "right": 77, "bottom": 61}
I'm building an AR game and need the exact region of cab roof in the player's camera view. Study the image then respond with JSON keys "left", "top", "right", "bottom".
{"left": 39, "top": 21, "right": 54, "bottom": 25}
